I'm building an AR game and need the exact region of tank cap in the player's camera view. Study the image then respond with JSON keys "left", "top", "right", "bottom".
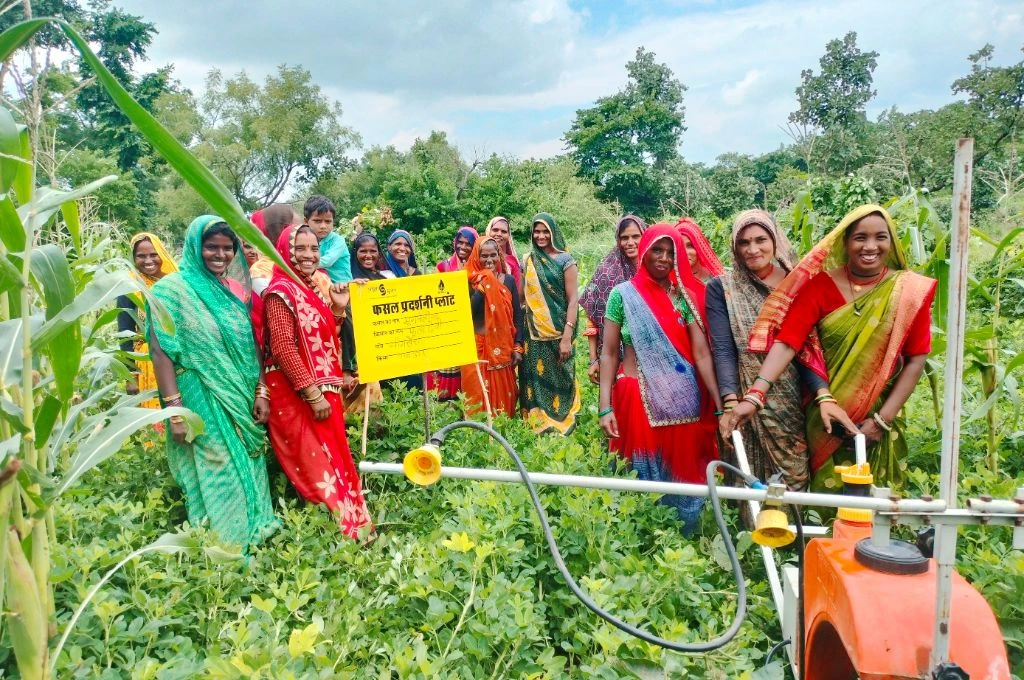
{"left": 854, "top": 538, "right": 929, "bottom": 575}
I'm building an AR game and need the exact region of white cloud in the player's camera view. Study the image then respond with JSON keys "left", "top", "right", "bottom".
{"left": 116, "top": 0, "right": 1020, "bottom": 164}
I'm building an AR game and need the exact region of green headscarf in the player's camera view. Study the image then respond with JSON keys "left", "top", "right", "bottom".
{"left": 149, "top": 215, "right": 264, "bottom": 454}
{"left": 528, "top": 212, "right": 572, "bottom": 330}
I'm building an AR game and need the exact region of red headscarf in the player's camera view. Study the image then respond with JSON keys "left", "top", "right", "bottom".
{"left": 633, "top": 224, "right": 706, "bottom": 359}
{"left": 264, "top": 225, "right": 343, "bottom": 386}
{"left": 250, "top": 209, "right": 266, "bottom": 235}
{"left": 675, "top": 218, "right": 724, "bottom": 281}
{"left": 465, "top": 237, "right": 515, "bottom": 365}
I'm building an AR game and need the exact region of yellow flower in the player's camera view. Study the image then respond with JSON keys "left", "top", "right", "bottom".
{"left": 442, "top": 531, "right": 476, "bottom": 553}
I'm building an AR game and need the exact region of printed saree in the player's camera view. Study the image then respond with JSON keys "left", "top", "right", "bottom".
{"left": 521, "top": 213, "right": 580, "bottom": 433}
{"left": 148, "top": 215, "right": 279, "bottom": 548}
{"left": 749, "top": 204, "right": 936, "bottom": 491}
{"left": 722, "top": 210, "right": 808, "bottom": 489}
{"left": 264, "top": 226, "right": 373, "bottom": 540}
{"left": 579, "top": 215, "right": 646, "bottom": 352}
{"left": 128, "top": 232, "right": 178, "bottom": 409}
{"left": 460, "top": 238, "right": 519, "bottom": 417}
{"left": 609, "top": 225, "right": 718, "bottom": 534}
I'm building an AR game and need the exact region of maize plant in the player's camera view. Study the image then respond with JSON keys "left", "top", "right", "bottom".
{"left": 0, "top": 13, "right": 291, "bottom": 678}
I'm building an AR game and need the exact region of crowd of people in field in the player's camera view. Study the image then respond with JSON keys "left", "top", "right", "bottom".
{"left": 118, "top": 195, "right": 935, "bottom": 546}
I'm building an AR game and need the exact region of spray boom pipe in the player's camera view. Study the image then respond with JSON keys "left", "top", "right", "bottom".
{"left": 422, "top": 420, "right": 751, "bottom": 652}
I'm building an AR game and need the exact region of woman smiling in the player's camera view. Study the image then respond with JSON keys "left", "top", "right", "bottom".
{"left": 147, "top": 215, "right": 279, "bottom": 549}
{"left": 263, "top": 225, "right": 373, "bottom": 541}
{"left": 731, "top": 204, "right": 936, "bottom": 492}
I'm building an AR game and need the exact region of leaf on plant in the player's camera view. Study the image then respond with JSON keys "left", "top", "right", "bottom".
{"left": 750, "top": 660, "right": 786, "bottom": 680}
{"left": 288, "top": 622, "right": 320, "bottom": 658}
{"left": 0, "top": 195, "right": 25, "bottom": 250}
{"left": 442, "top": 531, "right": 476, "bottom": 553}
{"left": 56, "top": 406, "right": 204, "bottom": 495}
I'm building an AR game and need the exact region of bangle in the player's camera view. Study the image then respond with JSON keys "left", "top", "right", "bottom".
{"left": 565, "top": 320, "right": 576, "bottom": 328}
{"left": 872, "top": 412, "right": 892, "bottom": 432}
{"left": 817, "top": 397, "right": 838, "bottom": 405}
{"left": 755, "top": 375, "right": 774, "bottom": 389}
{"left": 814, "top": 392, "right": 835, "bottom": 403}
{"left": 724, "top": 404, "right": 734, "bottom": 411}
{"left": 513, "top": 344, "right": 525, "bottom": 354}
{"left": 598, "top": 407, "right": 613, "bottom": 417}
{"left": 714, "top": 410, "right": 725, "bottom": 416}
{"left": 742, "top": 388, "right": 766, "bottom": 409}
{"left": 162, "top": 392, "right": 181, "bottom": 402}
{"left": 169, "top": 415, "right": 184, "bottom": 425}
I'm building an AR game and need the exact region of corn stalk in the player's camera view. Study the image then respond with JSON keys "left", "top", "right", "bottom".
{"left": 0, "top": 11, "right": 296, "bottom": 678}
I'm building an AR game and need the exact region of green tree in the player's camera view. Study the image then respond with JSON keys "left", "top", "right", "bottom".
{"left": 788, "top": 32, "right": 878, "bottom": 172}
{"left": 194, "top": 65, "right": 358, "bottom": 210}
{"left": 565, "top": 47, "right": 686, "bottom": 216}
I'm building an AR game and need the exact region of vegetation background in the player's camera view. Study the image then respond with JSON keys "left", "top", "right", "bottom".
{"left": 0, "top": 2, "right": 1022, "bottom": 678}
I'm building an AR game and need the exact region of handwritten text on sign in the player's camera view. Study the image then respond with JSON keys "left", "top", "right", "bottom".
{"left": 350, "top": 271, "right": 477, "bottom": 383}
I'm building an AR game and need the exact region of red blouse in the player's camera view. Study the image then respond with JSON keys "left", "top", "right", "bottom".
{"left": 775, "top": 273, "right": 933, "bottom": 356}
{"left": 265, "top": 294, "right": 317, "bottom": 391}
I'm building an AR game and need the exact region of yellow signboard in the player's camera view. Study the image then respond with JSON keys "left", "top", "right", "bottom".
{"left": 350, "top": 271, "right": 477, "bottom": 383}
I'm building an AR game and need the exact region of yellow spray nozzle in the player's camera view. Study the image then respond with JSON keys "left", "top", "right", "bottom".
{"left": 403, "top": 444, "right": 442, "bottom": 486}
{"left": 752, "top": 508, "right": 796, "bottom": 548}
{"left": 833, "top": 462, "right": 873, "bottom": 486}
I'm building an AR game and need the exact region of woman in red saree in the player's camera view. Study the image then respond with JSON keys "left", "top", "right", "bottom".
{"left": 460, "top": 237, "right": 524, "bottom": 417}
{"left": 730, "top": 204, "right": 936, "bottom": 492}
{"left": 263, "top": 225, "right": 374, "bottom": 541}
{"left": 598, "top": 224, "right": 722, "bottom": 534}
{"left": 674, "top": 217, "right": 725, "bottom": 322}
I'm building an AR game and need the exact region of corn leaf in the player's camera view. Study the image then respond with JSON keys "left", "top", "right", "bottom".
{"left": 0, "top": 195, "right": 24, "bottom": 251}
{"left": 0, "top": 106, "right": 26, "bottom": 196}
{"left": 29, "top": 245, "right": 81, "bottom": 402}
{"left": 60, "top": 198, "right": 81, "bottom": 253}
{"left": 56, "top": 405, "right": 204, "bottom": 495}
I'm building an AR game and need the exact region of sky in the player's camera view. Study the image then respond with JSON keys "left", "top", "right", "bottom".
{"left": 115, "top": 0, "right": 1023, "bottom": 164}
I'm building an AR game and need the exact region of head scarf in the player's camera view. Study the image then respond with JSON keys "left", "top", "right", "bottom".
{"left": 383, "top": 229, "right": 418, "bottom": 277}
{"left": 730, "top": 209, "right": 796, "bottom": 272}
{"left": 465, "top": 237, "right": 515, "bottom": 365}
{"left": 487, "top": 216, "right": 522, "bottom": 285}
{"left": 264, "top": 225, "right": 341, "bottom": 386}
{"left": 635, "top": 224, "right": 705, "bottom": 339}
{"left": 748, "top": 204, "right": 906, "bottom": 363}
{"left": 438, "top": 226, "right": 479, "bottom": 272}
{"left": 675, "top": 218, "right": 725, "bottom": 280}
{"left": 250, "top": 209, "right": 266, "bottom": 236}
{"left": 350, "top": 232, "right": 386, "bottom": 280}
{"left": 129, "top": 232, "right": 178, "bottom": 287}
{"left": 579, "top": 215, "right": 647, "bottom": 337}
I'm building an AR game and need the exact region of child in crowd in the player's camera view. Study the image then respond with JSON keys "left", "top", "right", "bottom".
{"left": 305, "top": 195, "right": 351, "bottom": 283}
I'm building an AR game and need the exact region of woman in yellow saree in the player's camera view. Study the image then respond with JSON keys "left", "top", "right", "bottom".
{"left": 730, "top": 204, "right": 936, "bottom": 491}
{"left": 117, "top": 232, "right": 178, "bottom": 409}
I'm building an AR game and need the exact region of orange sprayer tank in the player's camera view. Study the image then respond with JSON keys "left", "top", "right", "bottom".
{"left": 802, "top": 520, "right": 1010, "bottom": 679}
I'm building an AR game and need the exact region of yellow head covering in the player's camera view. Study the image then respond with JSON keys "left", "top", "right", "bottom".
{"left": 129, "top": 232, "right": 178, "bottom": 287}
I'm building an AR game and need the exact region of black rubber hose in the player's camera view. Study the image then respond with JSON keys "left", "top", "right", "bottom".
{"left": 429, "top": 420, "right": 750, "bottom": 652}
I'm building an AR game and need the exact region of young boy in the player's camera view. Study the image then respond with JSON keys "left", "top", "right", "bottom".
{"left": 304, "top": 195, "right": 351, "bottom": 283}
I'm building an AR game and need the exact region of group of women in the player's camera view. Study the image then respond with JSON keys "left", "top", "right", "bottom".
{"left": 582, "top": 204, "right": 934, "bottom": 533}
{"left": 121, "top": 201, "right": 934, "bottom": 546}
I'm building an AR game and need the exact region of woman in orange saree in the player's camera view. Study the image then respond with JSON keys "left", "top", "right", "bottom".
{"left": 460, "top": 238, "right": 524, "bottom": 417}
{"left": 730, "top": 204, "right": 936, "bottom": 491}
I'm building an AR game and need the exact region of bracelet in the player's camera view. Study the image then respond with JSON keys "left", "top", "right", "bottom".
{"left": 742, "top": 394, "right": 765, "bottom": 410}
{"left": 169, "top": 415, "right": 184, "bottom": 425}
{"left": 814, "top": 392, "right": 835, "bottom": 403}
{"left": 255, "top": 386, "right": 270, "bottom": 400}
{"left": 816, "top": 397, "right": 838, "bottom": 405}
{"left": 746, "top": 387, "right": 767, "bottom": 402}
{"left": 513, "top": 344, "right": 525, "bottom": 354}
{"left": 162, "top": 392, "right": 181, "bottom": 402}
{"left": 714, "top": 410, "right": 725, "bottom": 416}
{"left": 565, "top": 320, "right": 576, "bottom": 328}
{"left": 872, "top": 412, "right": 892, "bottom": 432}
{"left": 755, "top": 375, "right": 774, "bottom": 389}
{"left": 598, "top": 407, "right": 613, "bottom": 417}
{"left": 724, "top": 404, "right": 734, "bottom": 411}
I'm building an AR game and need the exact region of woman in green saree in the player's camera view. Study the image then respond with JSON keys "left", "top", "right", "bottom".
{"left": 148, "top": 215, "right": 280, "bottom": 548}
{"left": 730, "top": 204, "right": 936, "bottom": 492}
{"left": 520, "top": 213, "right": 581, "bottom": 434}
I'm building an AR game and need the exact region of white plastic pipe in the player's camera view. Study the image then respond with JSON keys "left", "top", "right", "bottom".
{"left": 358, "top": 462, "right": 947, "bottom": 512}
{"left": 854, "top": 433, "right": 866, "bottom": 466}
{"left": 730, "top": 431, "right": 787, "bottom": 664}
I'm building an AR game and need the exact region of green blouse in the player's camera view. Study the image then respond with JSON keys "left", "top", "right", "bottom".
{"left": 605, "top": 285, "right": 695, "bottom": 346}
